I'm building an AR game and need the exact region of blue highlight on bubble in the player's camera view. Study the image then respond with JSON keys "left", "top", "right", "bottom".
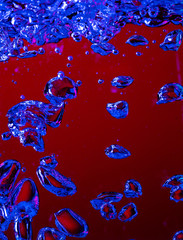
{"left": 160, "top": 29, "right": 183, "bottom": 51}
{"left": 36, "top": 166, "right": 77, "bottom": 197}
{"left": 106, "top": 101, "right": 128, "bottom": 119}
{"left": 105, "top": 144, "right": 131, "bottom": 159}
{"left": 157, "top": 83, "right": 183, "bottom": 104}
{"left": 124, "top": 179, "right": 142, "bottom": 198}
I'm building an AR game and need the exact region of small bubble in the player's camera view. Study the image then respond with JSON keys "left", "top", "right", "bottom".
{"left": 67, "top": 63, "right": 71, "bottom": 67}
{"left": 38, "top": 48, "right": 45, "bottom": 54}
{"left": 152, "top": 40, "right": 156, "bottom": 44}
{"left": 122, "top": 54, "right": 126, "bottom": 57}
{"left": 57, "top": 71, "right": 64, "bottom": 79}
{"left": 22, "top": 167, "right": 26, "bottom": 172}
{"left": 68, "top": 56, "right": 73, "bottom": 61}
{"left": 66, "top": 124, "right": 69, "bottom": 127}
{"left": 76, "top": 80, "right": 82, "bottom": 86}
{"left": 136, "top": 52, "right": 142, "bottom": 56}
{"left": 55, "top": 48, "right": 60, "bottom": 53}
{"left": 20, "top": 95, "right": 25, "bottom": 99}
{"left": 98, "top": 79, "right": 104, "bottom": 84}
{"left": 112, "top": 49, "right": 119, "bottom": 55}
{"left": 85, "top": 51, "right": 89, "bottom": 55}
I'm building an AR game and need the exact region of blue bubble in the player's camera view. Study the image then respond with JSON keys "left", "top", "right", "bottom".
{"left": 160, "top": 30, "right": 183, "bottom": 51}
{"left": 111, "top": 76, "right": 134, "bottom": 89}
{"left": 173, "top": 230, "right": 183, "bottom": 240}
{"left": 124, "top": 179, "right": 142, "bottom": 198}
{"left": 106, "top": 101, "right": 128, "bottom": 119}
{"left": 36, "top": 166, "right": 77, "bottom": 197}
{"left": 118, "top": 203, "right": 138, "bottom": 222}
{"left": 105, "top": 144, "right": 131, "bottom": 159}
{"left": 157, "top": 83, "right": 183, "bottom": 104}
{"left": 100, "top": 203, "right": 117, "bottom": 220}
{"left": 54, "top": 208, "right": 88, "bottom": 238}
{"left": 126, "top": 35, "right": 149, "bottom": 46}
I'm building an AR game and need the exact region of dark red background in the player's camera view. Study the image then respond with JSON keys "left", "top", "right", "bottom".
{"left": 0, "top": 24, "right": 183, "bottom": 240}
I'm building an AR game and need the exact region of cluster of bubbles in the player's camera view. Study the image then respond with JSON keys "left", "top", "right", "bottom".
{"left": 0, "top": 156, "right": 89, "bottom": 239}
{"left": 90, "top": 179, "right": 142, "bottom": 221}
{"left": 0, "top": 0, "right": 182, "bottom": 60}
{"left": 2, "top": 71, "right": 78, "bottom": 152}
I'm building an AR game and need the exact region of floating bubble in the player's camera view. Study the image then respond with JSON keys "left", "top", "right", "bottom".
{"left": 68, "top": 56, "right": 73, "bottom": 61}
{"left": 55, "top": 48, "right": 60, "bottom": 53}
{"left": 124, "top": 179, "right": 142, "bottom": 198}
{"left": 170, "top": 187, "right": 183, "bottom": 202}
{"left": 111, "top": 76, "right": 134, "bottom": 89}
{"left": 57, "top": 71, "right": 65, "bottom": 79}
{"left": 105, "top": 144, "right": 131, "bottom": 159}
{"left": 0, "top": 160, "right": 21, "bottom": 204}
{"left": 14, "top": 216, "right": 32, "bottom": 240}
{"left": 40, "top": 154, "right": 58, "bottom": 169}
{"left": 38, "top": 48, "right": 45, "bottom": 55}
{"left": 160, "top": 30, "right": 183, "bottom": 51}
{"left": 1, "top": 131, "right": 12, "bottom": 141}
{"left": 76, "top": 80, "right": 82, "bottom": 87}
{"left": 163, "top": 175, "right": 183, "bottom": 188}
{"left": 91, "top": 43, "right": 116, "bottom": 56}
{"left": 100, "top": 203, "right": 117, "bottom": 220}
{"left": 173, "top": 230, "right": 183, "bottom": 240}
{"left": 10, "top": 178, "right": 39, "bottom": 219}
{"left": 3, "top": 99, "right": 65, "bottom": 152}
{"left": 36, "top": 166, "right": 77, "bottom": 197}
{"left": 106, "top": 101, "right": 128, "bottom": 119}
{"left": 126, "top": 35, "right": 149, "bottom": 46}
{"left": 136, "top": 52, "right": 142, "bottom": 56}
{"left": 90, "top": 192, "right": 123, "bottom": 210}
{"left": 157, "top": 83, "right": 183, "bottom": 104}
{"left": 118, "top": 203, "right": 138, "bottom": 222}
{"left": 44, "top": 75, "right": 77, "bottom": 106}
{"left": 54, "top": 208, "right": 88, "bottom": 238}
{"left": 37, "top": 227, "right": 66, "bottom": 240}
{"left": 98, "top": 79, "right": 104, "bottom": 84}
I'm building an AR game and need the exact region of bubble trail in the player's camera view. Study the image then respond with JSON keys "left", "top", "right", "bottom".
{"left": 126, "top": 35, "right": 149, "bottom": 46}
{"left": 111, "top": 76, "right": 134, "bottom": 89}
{"left": 90, "top": 192, "right": 123, "bottom": 210}
{"left": 100, "top": 203, "right": 117, "bottom": 220}
{"left": 157, "top": 83, "right": 183, "bottom": 104}
{"left": 163, "top": 175, "right": 183, "bottom": 188}
{"left": 160, "top": 29, "right": 183, "bottom": 51}
{"left": 118, "top": 203, "right": 138, "bottom": 222}
{"left": 124, "top": 179, "right": 142, "bottom": 198}
{"left": 54, "top": 208, "right": 88, "bottom": 238}
{"left": 0, "top": 160, "right": 21, "bottom": 204}
{"left": 36, "top": 166, "right": 77, "bottom": 197}
{"left": 37, "top": 227, "right": 66, "bottom": 240}
{"left": 40, "top": 154, "right": 58, "bottom": 169}
{"left": 173, "top": 230, "right": 183, "bottom": 240}
{"left": 106, "top": 101, "right": 128, "bottom": 119}
{"left": 14, "top": 216, "right": 32, "bottom": 240}
{"left": 105, "top": 144, "right": 131, "bottom": 159}
{"left": 10, "top": 178, "right": 39, "bottom": 219}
